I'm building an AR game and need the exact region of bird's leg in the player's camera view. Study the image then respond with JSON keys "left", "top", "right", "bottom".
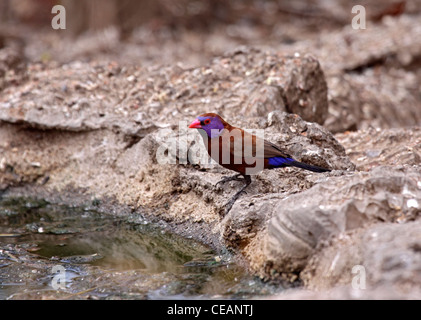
{"left": 215, "top": 173, "right": 244, "bottom": 187}
{"left": 223, "top": 175, "right": 252, "bottom": 215}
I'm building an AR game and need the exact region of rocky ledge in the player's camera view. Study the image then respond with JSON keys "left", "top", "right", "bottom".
{"left": 1, "top": 23, "right": 421, "bottom": 299}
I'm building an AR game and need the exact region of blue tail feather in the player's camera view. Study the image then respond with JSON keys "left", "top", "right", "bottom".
{"left": 268, "top": 156, "right": 330, "bottom": 173}
{"left": 267, "top": 157, "right": 295, "bottom": 167}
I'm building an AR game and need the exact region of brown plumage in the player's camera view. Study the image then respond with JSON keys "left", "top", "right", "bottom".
{"left": 188, "top": 113, "right": 330, "bottom": 213}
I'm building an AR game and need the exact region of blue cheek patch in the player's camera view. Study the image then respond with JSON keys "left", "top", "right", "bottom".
{"left": 198, "top": 117, "right": 225, "bottom": 138}
{"left": 268, "top": 157, "right": 295, "bottom": 166}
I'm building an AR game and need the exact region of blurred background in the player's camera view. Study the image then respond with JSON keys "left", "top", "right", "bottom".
{"left": 1, "top": 0, "right": 421, "bottom": 134}
{"left": 1, "top": 0, "right": 420, "bottom": 68}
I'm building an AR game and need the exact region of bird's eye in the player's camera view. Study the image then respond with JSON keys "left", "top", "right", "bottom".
{"left": 204, "top": 119, "right": 211, "bottom": 125}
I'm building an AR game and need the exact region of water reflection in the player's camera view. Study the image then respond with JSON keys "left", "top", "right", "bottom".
{"left": 0, "top": 197, "right": 283, "bottom": 299}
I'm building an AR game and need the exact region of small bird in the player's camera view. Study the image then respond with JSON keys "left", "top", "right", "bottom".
{"left": 188, "top": 113, "right": 330, "bottom": 213}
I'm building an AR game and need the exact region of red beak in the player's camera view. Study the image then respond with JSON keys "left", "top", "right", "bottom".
{"left": 188, "top": 119, "right": 202, "bottom": 129}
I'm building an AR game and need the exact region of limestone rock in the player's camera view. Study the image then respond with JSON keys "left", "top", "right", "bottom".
{"left": 259, "top": 166, "right": 421, "bottom": 274}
